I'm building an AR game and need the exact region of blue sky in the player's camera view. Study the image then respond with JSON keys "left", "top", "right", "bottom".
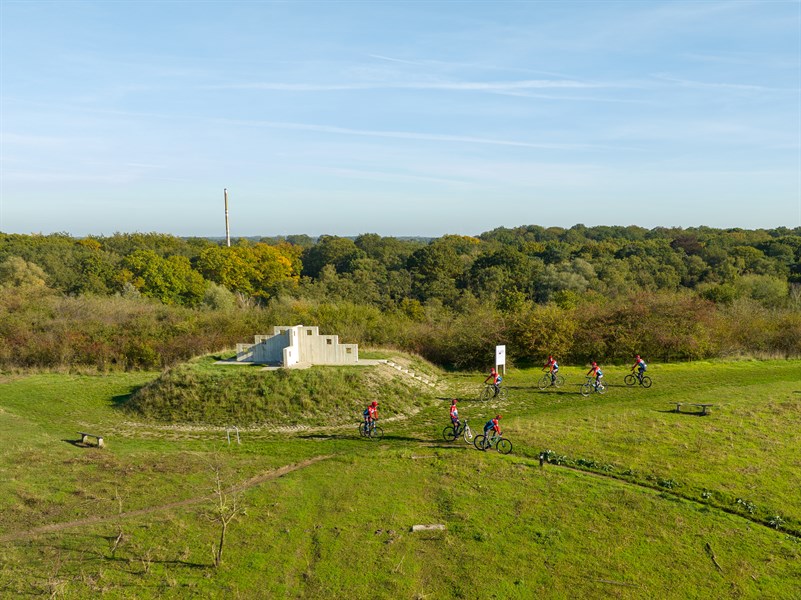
{"left": 1, "top": 1, "right": 799, "bottom": 237}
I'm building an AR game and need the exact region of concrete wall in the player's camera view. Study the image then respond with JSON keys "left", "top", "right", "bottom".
{"left": 295, "top": 326, "right": 358, "bottom": 364}
{"left": 236, "top": 330, "right": 289, "bottom": 364}
{"left": 236, "top": 325, "right": 358, "bottom": 365}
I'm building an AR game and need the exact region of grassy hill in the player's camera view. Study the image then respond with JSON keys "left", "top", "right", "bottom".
{"left": 0, "top": 359, "right": 800, "bottom": 598}
{"left": 125, "top": 351, "right": 440, "bottom": 426}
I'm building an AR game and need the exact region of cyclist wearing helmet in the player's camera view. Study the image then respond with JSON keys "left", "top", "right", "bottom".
{"left": 449, "top": 398, "right": 460, "bottom": 428}
{"left": 631, "top": 355, "right": 647, "bottom": 382}
{"left": 483, "top": 414, "right": 501, "bottom": 438}
{"left": 544, "top": 354, "right": 559, "bottom": 384}
{"left": 363, "top": 401, "right": 379, "bottom": 431}
{"left": 586, "top": 361, "right": 603, "bottom": 389}
{"left": 484, "top": 367, "right": 502, "bottom": 397}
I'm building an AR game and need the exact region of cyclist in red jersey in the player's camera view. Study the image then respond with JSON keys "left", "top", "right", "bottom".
{"left": 544, "top": 355, "right": 559, "bottom": 384}
{"left": 586, "top": 361, "right": 603, "bottom": 389}
{"left": 363, "top": 401, "right": 378, "bottom": 431}
{"left": 484, "top": 367, "right": 502, "bottom": 397}
{"left": 483, "top": 414, "right": 501, "bottom": 436}
{"left": 480, "top": 415, "right": 502, "bottom": 450}
{"left": 631, "top": 355, "right": 647, "bottom": 382}
{"left": 449, "top": 398, "right": 460, "bottom": 428}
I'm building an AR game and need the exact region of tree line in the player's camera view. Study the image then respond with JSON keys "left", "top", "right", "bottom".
{"left": 1, "top": 226, "right": 800, "bottom": 371}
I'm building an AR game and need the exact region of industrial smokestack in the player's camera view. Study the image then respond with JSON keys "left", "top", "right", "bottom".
{"left": 224, "top": 188, "right": 231, "bottom": 247}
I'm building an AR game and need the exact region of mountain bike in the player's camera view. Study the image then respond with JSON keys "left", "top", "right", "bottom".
{"left": 442, "top": 418, "right": 473, "bottom": 443}
{"left": 624, "top": 372, "right": 652, "bottom": 388}
{"left": 479, "top": 384, "right": 508, "bottom": 401}
{"left": 580, "top": 376, "right": 606, "bottom": 397}
{"left": 358, "top": 420, "right": 384, "bottom": 440}
{"left": 538, "top": 372, "right": 565, "bottom": 390}
{"left": 474, "top": 431, "right": 512, "bottom": 454}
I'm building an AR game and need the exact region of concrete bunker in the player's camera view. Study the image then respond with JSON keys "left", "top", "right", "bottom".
{"left": 235, "top": 325, "right": 359, "bottom": 366}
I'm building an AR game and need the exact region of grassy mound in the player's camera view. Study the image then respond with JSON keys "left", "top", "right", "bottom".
{"left": 124, "top": 353, "right": 439, "bottom": 425}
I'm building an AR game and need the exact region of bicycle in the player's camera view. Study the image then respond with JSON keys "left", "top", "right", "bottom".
{"left": 442, "top": 418, "right": 474, "bottom": 443}
{"left": 580, "top": 376, "right": 606, "bottom": 397}
{"left": 358, "top": 420, "right": 384, "bottom": 440}
{"left": 624, "top": 372, "right": 652, "bottom": 388}
{"left": 474, "top": 431, "right": 512, "bottom": 454}
{"left": 538, "top": 372, "right": 565, "bottom": 390}
{"left": 479, "top": 384, "right": 508, "bottom": 401}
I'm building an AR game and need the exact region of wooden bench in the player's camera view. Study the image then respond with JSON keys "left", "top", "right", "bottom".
{"left": 672, "top": 403, "right": 713, "bottom": 416}
{"left": 78, "top": 432, "right": 105, "bottom": 447}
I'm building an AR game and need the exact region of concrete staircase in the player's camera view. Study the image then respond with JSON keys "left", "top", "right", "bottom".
{"left": 380, "top": 359, "right": 437, "bottom": 388}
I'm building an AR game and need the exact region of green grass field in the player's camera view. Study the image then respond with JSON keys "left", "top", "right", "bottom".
{"left": 1, "top": 359, "right": 800, "bottom": 599}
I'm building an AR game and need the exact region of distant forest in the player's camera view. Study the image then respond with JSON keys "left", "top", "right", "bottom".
{"left": 2, "top": 225, "right": 800, "bottom": 370}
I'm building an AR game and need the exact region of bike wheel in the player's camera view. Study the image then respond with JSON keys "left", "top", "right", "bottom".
{"left": 496, "top": 438, "right": 512, "bottom": 455}
{"left": 443, "top": 426, "right": 457, "bottom": 442}
{"left": 474, "top": 434, "right": 487, "bottom": 451}
{"left": 597, "top": 383, "right": 607, "bottom": 395}
{"left": 641, "top": 376, "right": 652, "bottom": 388}
{"left": 463, "top": 425, "right": 474, "bottom": 443}
{"left": 479, "top": 386, "right": 492, "bottom": 402}
{"left": 624, "top": 374, "right": 636, "bottom": 387}
{"left": 497, "top": 387, "right": 508, "bottom": 400}
{"left": 358, "top": 422, "right": 367, "bottom": 437}
{"left": 580, "top": 383, "right": 591, "bottom": 397}
{"left": 369, "top": 426, "right": 384, "bottom": 441}
{"left": 537, "top": 375, "right": 550, "bottom": 390}
{"left": 554, "top": 375, "right": 565, "bottom": 388}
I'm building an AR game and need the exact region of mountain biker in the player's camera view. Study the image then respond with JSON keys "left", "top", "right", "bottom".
{"left": 484, "top": 367, "right": 502, "bottom": 397}
{"left": 544, "top": 354, "right": 559, "bottom": 384}
{"left": 449, "top": 398, "right": 460, "bottom": 429}
{"left": 586, "top": 361, "right": 603, "bottom": 390}
{"left": 363, "top": 401, "right": 379, "bottom": 431}
{"left": 482, "top": 414, "right": 502, "bottom": 449}
{"left": 631, "top": 355, "right": 647, "bottom": 382}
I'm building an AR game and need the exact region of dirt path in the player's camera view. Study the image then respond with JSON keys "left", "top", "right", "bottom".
{"left": 0, "top": 455, "right": 333, "bottom": 543}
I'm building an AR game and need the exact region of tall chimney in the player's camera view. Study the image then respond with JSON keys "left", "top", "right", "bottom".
{"left": 224, "top": 188, "right": 231, "bottom": 247}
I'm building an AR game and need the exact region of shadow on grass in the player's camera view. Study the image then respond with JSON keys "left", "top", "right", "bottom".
{"left": 42, "top": 540, "right": 208, "bottom": 570}
{"left": 417, "top": 442, "right": 480, "bottom": 451}
{"left": 655, "top": 409, "right": 711, "bottom": 417}
{"left": 296, "top": 432, "right": 427, "bottom": 443}
{"left": 110, "top": 385, "right": 146, "bottom": 409}
{"left": 534, "top": 389, "right": 582, "bottom": 397}
{"left": 61, "top": 438, "right": 100, "bottom": 449}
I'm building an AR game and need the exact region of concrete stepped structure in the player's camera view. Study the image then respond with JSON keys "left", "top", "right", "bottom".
{"left": 382, "top": 359, "right": 437, "bottom": 388}
{"left": 236, "top": 325, "right": 358, "bottom": 366}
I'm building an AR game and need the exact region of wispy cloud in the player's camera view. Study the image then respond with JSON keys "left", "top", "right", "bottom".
{"left": 204, "top": 79, "right": 604, "bottom": 92}
{"left": 313, "top": 165, "right": 474, "bottom": 187}
{"left": 366, "top": 54, "right": 583, "bottom": 80}
{"left": 682, "top": 52, "right": 800, "bottom": 69}
{"left": 217, "top": 118, "right": 638, "bottom": 152}
{"left": 652, "top": 73, "right": 789, "bottom": 93}
{"left": 5, "top": 99, "right": 643, "bottom": 153}
{"left": 1, "top": 132, "right": 72, "bottom": 149}
{"left": 367, "top": 54, "right": 424, "bottom": 66}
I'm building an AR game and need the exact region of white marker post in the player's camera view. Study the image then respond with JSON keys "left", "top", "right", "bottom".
{"left": 495, "top": 345, "right": 506, "bottom": 375}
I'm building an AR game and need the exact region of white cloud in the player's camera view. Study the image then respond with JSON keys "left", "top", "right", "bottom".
{"left": 204, "top": 78, "right": 604, "bottom": 93}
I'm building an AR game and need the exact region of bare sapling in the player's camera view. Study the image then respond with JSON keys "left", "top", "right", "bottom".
{"left": 109, "top": 487, "right": 124, "bottom": 559}
{"left": 205, "top": 463, "right": 245, "bottom": 568}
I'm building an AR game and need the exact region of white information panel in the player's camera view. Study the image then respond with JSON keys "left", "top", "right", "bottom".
{"left": 495, "top": 345, "right": 506, "bottom": 371}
